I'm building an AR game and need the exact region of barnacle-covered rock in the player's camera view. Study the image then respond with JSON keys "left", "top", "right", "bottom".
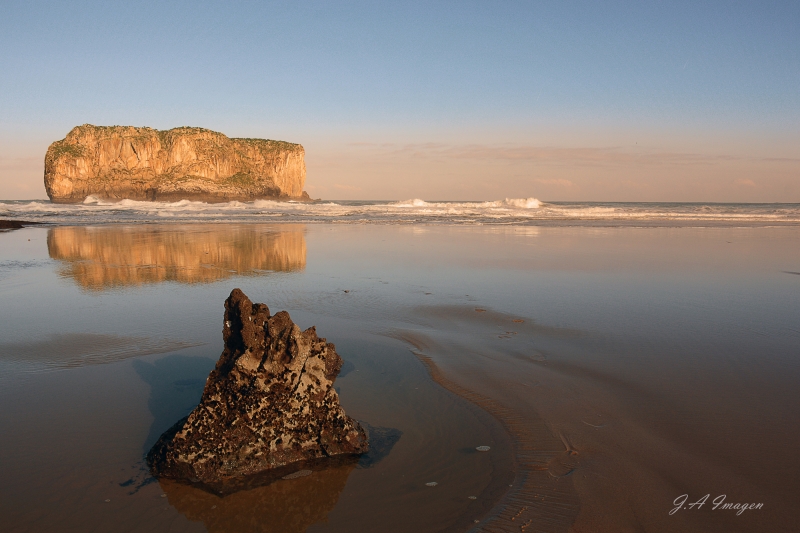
{"left": 147, "top": 289, "right": 368, "bottom": 484}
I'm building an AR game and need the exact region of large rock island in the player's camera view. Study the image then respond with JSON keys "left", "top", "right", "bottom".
{"left": 44, "top": 125, "right": 308, "bottom": 203}
{"left": 147, "top": 289, "right": 368, "bottom": 488}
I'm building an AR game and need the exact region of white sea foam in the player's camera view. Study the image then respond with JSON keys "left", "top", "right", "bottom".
{"left": 1, "top": 197, "right": 798, "bottom": 226}
{"left": 391, "top": 197, "right": 541, "bottom": 210}
{"left": 504, "top": 198, "right": 541, "bottom": 209}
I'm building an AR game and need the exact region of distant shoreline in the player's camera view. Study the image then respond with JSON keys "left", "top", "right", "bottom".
{"left": 0, "top": 219, "right": 41, "bottom": 230}
{"left": 2, "top": 199, "right": 800, "bottom": 228}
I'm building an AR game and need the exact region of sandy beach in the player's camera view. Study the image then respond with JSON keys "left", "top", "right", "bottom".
{"left": 0, "top": 222, "right": 797, "bottom": 532}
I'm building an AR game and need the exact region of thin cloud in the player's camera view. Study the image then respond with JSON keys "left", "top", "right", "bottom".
{"left": 0, "top": 156, "right": 40, "bottom": 169}
{"left": 349, "top": 143, "right": 743, "bottom": 167}
{"left": 534, "top": 178, "right": 576, "bottom": 187}
{"left": 333, "top": 183, "right": 362, "bottom": 191}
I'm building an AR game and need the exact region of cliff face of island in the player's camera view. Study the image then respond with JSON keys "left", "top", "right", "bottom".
{"left": 44, "top": 125, "right": 308, "bottom": 203}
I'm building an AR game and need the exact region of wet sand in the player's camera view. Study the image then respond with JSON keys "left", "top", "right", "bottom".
{"left": 376, "top": 227, "right": 799, "bottom": 532}
{"left": 1, "top": 224, "right": 798, "bottom": 532}
{"left": 0, "top": 225, "right": 511, "bottom": 532}
{"left": 396, "top": 307, "right": 798, "bottom": 532}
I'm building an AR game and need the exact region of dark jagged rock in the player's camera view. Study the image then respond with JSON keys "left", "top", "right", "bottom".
{"left": 0, "top": 219, "right": 40, "bottom": 230}
{"left": 147, "top": 289, "right": 368, "bottom": 485}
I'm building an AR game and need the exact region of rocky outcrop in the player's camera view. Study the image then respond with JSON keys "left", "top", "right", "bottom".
{"left": 147, "top": 289, "right": 368, "bottom": 486}
{"left": 44, "top": 125, "right": 308, "bottom": 203}
{"left": 0, "top": 220, "right": 39, "bottom": 230}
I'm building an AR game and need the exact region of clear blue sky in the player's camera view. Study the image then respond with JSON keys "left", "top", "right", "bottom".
{"left": 1, "top": 1, "right": 798, "bottom": 201}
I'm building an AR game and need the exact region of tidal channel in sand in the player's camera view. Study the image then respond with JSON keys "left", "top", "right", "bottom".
{"left": 0, "top": 223, "right": 798, "bottom": 532}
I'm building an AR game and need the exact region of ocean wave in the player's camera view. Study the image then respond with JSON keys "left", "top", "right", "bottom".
{"left": 391, "top": 197, "right": 541, "bottom": 209}
{"left": 1, "top": 198, "right": 799, "bottom": 226}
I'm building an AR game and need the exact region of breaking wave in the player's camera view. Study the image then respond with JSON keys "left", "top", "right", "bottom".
{"left": 1, "top": 197, "right": 799, "bottom": 226}
{"left": 392, "top": 198, "right": 540, "bottom": 209}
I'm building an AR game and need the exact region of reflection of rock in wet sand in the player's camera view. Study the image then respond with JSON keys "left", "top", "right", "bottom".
{"left": 160, "top": 462, "right": 355, "bottom": 533}
{"left": 47, "top": 225, "right": 306, "bottom": 289}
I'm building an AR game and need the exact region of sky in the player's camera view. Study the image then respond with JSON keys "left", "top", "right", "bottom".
{"left": 0, "top": 0, "right": 798, "bottom": 201}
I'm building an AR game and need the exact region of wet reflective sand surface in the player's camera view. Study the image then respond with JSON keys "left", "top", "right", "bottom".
{"left": 0, "top": 223, "right": 798, "bottom": 532}
{"left": 0, "top": 224, "right": 508, "bottom": 533}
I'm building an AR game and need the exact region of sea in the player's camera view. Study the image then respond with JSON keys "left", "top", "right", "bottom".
{"left": 2, "top": 196, "right": 800, "bottom": 226}
{"left": 0, "top": 198, "right": 798, "bottom": 533}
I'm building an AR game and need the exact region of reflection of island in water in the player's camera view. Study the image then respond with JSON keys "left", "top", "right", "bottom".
{"left": 47, "top": 225, "right": 306, "bottom": 290}
{"left": 160, "top": 463, "right": 355, "bottom": 533}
